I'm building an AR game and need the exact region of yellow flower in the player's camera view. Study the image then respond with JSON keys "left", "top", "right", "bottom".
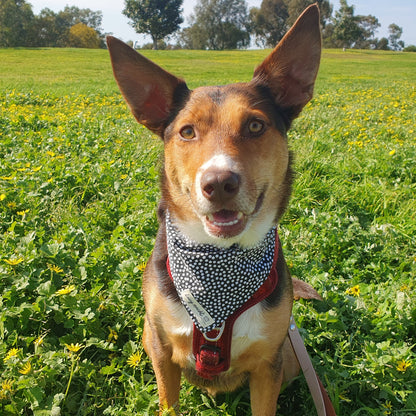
{"left": 56, "top": 285, "right": 76, "bottom": 296}
{"left": 19, "top": 361, "right": 32, "bottom": 375}
{"left": 34, "top": 335, "right": 45, "bottom": 347}
{"left": 17, "top": 209, "right": 29, "bottom": 216}
{"left": 4, "top": 348, "right": 19, "bottom": 362}
{"left": 127, "top": 351, "right": 142, "bottom": 368}
{"left": 107, "top": 327, "right": 118, "bottom": 343}
{"left": 346, "top": 285, "right": 360, "bottom": 297}
{"left": 46, "top": 150, "right": 56, "bottom": 157}
{"left": 138, "top": 262, "right": 147, "bottom": 272}
{"left": 396, "top": 359, "right": 411, "bottom": 372}
{"left": 1, "top": 379, "right": 13, "bottom": 392}
{"left": 389, "top": 149, "right": 396, "bottom": 156}
{"left": 0, "top": 175, "right": 15, "bottom": 180}
{"left": 382, "top": 400, "right": 392, "bottom": 415}
{"left": 48, "top": 264, "right": 64, "bottom": 273}
{"left": 338, "top": 392, "right": 350, "bottom": 402}
{"left": 4, "top": 258, "right": 24, "bottom": 266}
{"left": 0, "top": 194, "right": 6, "bottom": 201}
{"left": 65, "top": 343, "right": 83, "bottom": 353}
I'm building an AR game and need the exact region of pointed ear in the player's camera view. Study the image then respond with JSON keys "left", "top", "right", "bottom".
{"left": 107, "top": 36, "right": 189, "bottom": 136}
{"left": 252, "top": 4, "right": 321, "bottom": 120}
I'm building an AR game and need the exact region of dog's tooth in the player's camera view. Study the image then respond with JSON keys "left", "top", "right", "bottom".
{"left": 207, "top": 212, "right": 243, "bottom": 227}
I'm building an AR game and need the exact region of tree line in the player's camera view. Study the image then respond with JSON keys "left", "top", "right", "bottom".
{"left": 1, "top": 0, "right": 414, "bottom": 51}
{"left": 0, "top": 0, "right": 105, "bottom": 48}
{"left": 131, "top": 0, "right": 409, "bottom": 51}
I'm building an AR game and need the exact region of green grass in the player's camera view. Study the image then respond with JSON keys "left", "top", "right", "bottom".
{"left": 0, "top": 47, "right": 415, "bottom": 415}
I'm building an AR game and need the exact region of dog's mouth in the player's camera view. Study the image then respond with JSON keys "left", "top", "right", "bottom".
{"left": 205, "top": 210, "right": 246, "bottom": 238}
{"left": 204, "top": 192, "right": 265, "bottom": 238}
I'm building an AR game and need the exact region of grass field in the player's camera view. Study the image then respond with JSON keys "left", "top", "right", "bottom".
{"left": 0, "top": 46, "right": 415, "bottom": 415}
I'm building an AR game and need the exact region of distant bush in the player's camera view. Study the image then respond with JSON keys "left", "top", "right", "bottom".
{"left": 403, "top": 45, "right": 416, "bottom": 52}
{"left": 68, "top": 23, "right": 101, "bottom": 48}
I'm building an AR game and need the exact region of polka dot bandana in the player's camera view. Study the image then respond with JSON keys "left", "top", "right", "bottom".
{"left": 166, "top": 212, "right": 277, "bottom": 333}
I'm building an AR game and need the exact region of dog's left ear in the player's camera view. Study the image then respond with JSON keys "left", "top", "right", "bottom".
{"left": 107, "top": 36, "right": 188, "bottom": 136}
{"left": 252, "top": 4, "right": 321, "bottom": 121}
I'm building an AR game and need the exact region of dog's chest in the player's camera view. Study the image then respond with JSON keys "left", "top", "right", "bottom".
{"left": 167, "top": 299, "right": 266, "bottom": 366}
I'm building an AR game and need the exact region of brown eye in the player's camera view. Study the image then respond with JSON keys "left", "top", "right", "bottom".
{"left": 248, "top": 119, "right": 264, "bottom": 135}
{"left": 180, "top": 126, "right": 196, "bottom": 140}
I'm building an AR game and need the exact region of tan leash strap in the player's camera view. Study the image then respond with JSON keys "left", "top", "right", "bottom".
{"left": 288, "top": 316, "right": 337, "bottom": 416}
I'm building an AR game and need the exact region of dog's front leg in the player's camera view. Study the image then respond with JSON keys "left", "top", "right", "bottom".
{"left": 143, "top": 319, "right": 181, "bottom": 414}
{"left": 249, "top": 358, "right": 283, "bottom": 416}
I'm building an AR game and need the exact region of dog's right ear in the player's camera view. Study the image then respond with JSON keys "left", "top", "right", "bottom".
{"left": 107, "top": 36, "right": 188, "bottom": 136}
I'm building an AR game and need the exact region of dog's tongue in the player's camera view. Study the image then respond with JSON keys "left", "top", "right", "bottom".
{"left": 211, "top": 210, "right": 241, "bottom": 225}
{"left": 206, "top": 210, "right": 246, "bottom": 238}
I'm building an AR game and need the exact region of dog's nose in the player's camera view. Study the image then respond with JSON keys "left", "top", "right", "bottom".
{"left": 201, "top": 169, "right": 240, "bottom": 202}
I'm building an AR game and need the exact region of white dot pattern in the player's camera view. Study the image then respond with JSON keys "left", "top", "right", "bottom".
{"left": 166, "top": 212, "right": 277, "bottom": 333}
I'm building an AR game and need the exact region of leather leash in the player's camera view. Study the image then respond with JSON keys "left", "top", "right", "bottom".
{"left": 288, "top": 316, "right": 337, "bottom": 416}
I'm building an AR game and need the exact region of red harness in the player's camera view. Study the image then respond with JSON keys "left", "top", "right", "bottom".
{"left": 167, "top": 234, "right": 279, "bottom": 380}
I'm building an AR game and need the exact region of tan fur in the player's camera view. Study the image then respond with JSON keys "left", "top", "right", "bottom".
{"left": 108, "top": 4, "right": 321, "bottom": 415}
{"left": 164, "top": 90, "right": 289, "bottom": 241}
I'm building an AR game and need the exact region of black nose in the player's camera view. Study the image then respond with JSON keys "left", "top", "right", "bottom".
{"left": 200, "top": 169, "right": 240, "bottom": 203}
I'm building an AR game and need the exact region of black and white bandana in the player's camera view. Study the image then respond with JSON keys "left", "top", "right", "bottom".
{"left": 166, "top": 212, "right": 277, "bottom": 333}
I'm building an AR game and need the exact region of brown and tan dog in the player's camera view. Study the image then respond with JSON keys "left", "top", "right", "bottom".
{"left": 108, "top": 4, "right": 322, "bottom": 415}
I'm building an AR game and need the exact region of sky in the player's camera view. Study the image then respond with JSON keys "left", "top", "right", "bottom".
{"left": 28, "top": 0, "right": 416, "bottom": 47}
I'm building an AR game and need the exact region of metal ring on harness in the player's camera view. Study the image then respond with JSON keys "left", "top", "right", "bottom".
{"left": 203, "top": 322, "right": 225, "bottom": 342}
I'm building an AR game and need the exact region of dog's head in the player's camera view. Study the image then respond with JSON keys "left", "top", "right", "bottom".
{"left": 108, "top": 5, "right": 321, "bottom": 247}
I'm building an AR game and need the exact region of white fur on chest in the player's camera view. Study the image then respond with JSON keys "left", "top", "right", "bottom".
{"left": 231, "top": 303, "right": 266, "bottom": 357}
{"left": 167, "top": 299, "right": 266, "bottom": 361}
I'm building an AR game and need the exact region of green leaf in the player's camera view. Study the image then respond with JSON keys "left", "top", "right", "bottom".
{"left": 24, "top": 386, "right": 45, "bottom": 408}
{"left": 405, "top": 391, "right": 416, "bottom": 410}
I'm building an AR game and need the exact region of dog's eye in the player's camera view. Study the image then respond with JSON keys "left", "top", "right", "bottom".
{"left": 248, "top": 119, "right": 265, "bottom": 135}
{"left": 180, "top": 126, "right": 196, "bottom": 140}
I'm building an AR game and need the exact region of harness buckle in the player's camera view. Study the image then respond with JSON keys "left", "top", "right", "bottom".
{"left": 199, "top": 345, "right": 221, "bottom": 367}
{"left": 203, "top": 322, "right": 226, "bottom": 342}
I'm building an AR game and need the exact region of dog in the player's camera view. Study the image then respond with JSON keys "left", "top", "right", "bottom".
{"left": 107, "top": 4, "right": 322, "bottom": 415}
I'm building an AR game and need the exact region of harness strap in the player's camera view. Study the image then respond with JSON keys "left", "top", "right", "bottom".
{"left": 193, "top": 266, "right": 278, "bottom": 379}
{"left": 288, "top": 316, "right": 337, "bottom": 416}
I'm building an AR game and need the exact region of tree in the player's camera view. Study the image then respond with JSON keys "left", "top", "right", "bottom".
{"left": 328, "top": 0, "right": 380, "bottom": 49}
{"left": 123, "top": 0, "right": 183, "bottom": 50}
{"left": 57, "top": 6, "right": 104, "bottom": 47}
{"left": 0, "top": 0, "right": 35, "bottom": 47}
{"left": 250, "top": 0, "right": 288, "bottom": 48}
{"left": 68, "top": 23, "right": 101, "bottom": 48}
{"left": 331, "top": 0, "right": 361, "bottom": 48}
{"left": 0, "top": 2, "right": 104, "bottom": 47}
{"left": 33, "top": 8, "right": 62, "bottom": 47}
{"left": 285, "top": 0, "right": 332, "bottom": 28}
{"left": 354, "top": 14, "right": 380, "bottom": 49}
{"left": 250, "top": 0, "right": 332, "bottom": 48}
{"left": 181, "top": 0, "right": 250, "bottom": 50}
{"left": 33, "top": 6, "right": 104, "bottom": 47}
{"left": 377, "top": 37, "right": 389, "bottom": 50}
{"left": 388, "top": 23, "right": 403, "bottom": 51}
